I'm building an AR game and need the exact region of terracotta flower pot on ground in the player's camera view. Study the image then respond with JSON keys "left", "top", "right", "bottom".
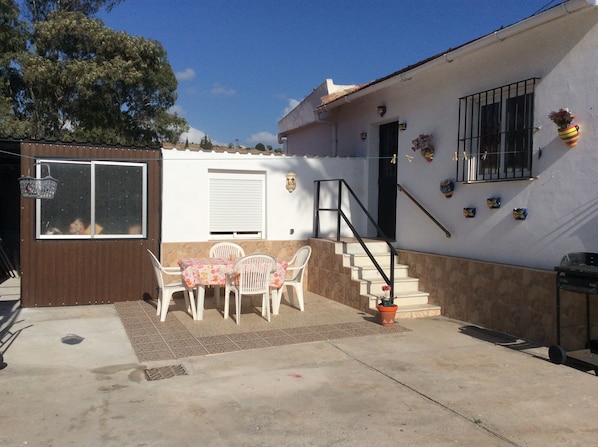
{"left": 376, "top": 304, "right": 398, "bottom": 327}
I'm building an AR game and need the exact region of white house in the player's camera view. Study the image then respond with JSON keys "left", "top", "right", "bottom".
{"left": 275, "top": 0, "right": 598, "bottom": 347}
{"left": 279, "top": 0, "right": 598, "bottom": 271}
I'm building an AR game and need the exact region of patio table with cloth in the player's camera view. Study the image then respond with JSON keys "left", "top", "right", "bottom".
{"left": 178, "top": 257, "right": 288, "bottom": 320}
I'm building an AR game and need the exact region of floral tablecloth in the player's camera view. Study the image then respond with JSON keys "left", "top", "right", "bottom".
{"left": 178, "top": 257, "right": 288, "bottom": 289}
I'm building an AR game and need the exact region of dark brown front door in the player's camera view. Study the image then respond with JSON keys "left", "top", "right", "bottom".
{"left": 377, "top": 122, "right": 398, "bottom": 240}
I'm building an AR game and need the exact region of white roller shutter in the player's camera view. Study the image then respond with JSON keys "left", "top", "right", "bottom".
{"left": 209, "top": 171, "right": 265, "bottom": 238}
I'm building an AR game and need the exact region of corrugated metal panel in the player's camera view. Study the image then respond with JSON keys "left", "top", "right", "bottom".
{"left": 20, "top": 142, "right": 161, "bottom": 307}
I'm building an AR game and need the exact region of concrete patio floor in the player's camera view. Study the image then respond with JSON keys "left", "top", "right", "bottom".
{"left": 1, "top": 291, "right": 598, "bottom": 446}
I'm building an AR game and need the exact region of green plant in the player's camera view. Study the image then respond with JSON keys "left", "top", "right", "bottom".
{"left": 548, "top": 108, "right": 575, "bottom": 129}
{"left": 411, "top": 133, "right": 434, "bottom": 152}
{"left": 379, "top": 284, "right": 395, "bottom": 307}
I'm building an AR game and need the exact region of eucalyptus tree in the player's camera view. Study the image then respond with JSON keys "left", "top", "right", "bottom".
{"left": 6, "top": 0, "right": 188, "bottom": 145}
{"left": 0, "top": 0, "right": 27, "bottom": 136}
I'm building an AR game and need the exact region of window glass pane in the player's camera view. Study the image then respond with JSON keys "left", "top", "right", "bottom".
{"left": 40, "top": 162, "right": 91, "bottom": 236}
{"left": 479, "top": 102, "right": 501, "bottom": 175}
{"left": 95, "top": 163, "right": 144, "bottom": 234}
{"left": 505, "top": 93, "right": 533, "bottom": 174}
{"left": 38, "top": 160, "right": 146, "bottom": 238}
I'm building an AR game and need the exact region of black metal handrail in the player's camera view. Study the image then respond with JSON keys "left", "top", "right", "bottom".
{"left": 397, "top": 183, "right": 451, "bottom": 238}
{"left": 314, "top": 179, "right": 397, "bottom": 300}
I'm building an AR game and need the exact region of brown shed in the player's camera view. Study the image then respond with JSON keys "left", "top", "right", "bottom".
{"left": 16, "top": 141, "right": 161, "bottom": 307}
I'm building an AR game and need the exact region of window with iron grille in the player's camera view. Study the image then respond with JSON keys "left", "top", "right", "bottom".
{"left": 456, "top": 78, "right": 537, "bottom": 182}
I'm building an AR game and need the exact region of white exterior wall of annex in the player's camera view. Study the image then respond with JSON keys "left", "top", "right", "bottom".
{"left": 160, "top": 149, "right": 368, "bottom": 243}
{"left": 294, "top": 2, "right": 598, "bottom": 270}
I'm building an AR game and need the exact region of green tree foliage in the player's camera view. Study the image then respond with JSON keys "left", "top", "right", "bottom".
{"left": 0, "top": 0, "right": 27, "bottom": 136}
{"left": 255, "top": 143, "right": 265, "bottom": 151}
{"left": 22, "top": 0, "right": 123, "bottom": 23}
{"left": 199, "top": 135, "right": 213, "bottom": 149}
{"left": 1, "top": 0, "right": 188, "bottom": 146}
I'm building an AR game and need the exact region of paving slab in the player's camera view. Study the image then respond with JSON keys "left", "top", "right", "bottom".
{"left": 1, "top": 301, "right": 598, "bottom": 446}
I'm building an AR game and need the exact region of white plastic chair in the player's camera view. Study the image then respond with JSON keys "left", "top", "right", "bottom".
{"left": 147, "top": 249, "right": 193, "bottom": 322}
{"left": 224, "top": 254, "right": 276, "bottom": 325}
{"left": 276, "top": 246, "right": 312, "bottom": 313}
{"left": 209, "top": 242, "right": 245, "bottom": 307}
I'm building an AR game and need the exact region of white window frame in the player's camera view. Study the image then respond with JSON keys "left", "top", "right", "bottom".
{"left": 36, "top": 159, "right": 148, "bottom": 239}
{"left": 208, "top": 170, "right": 266, "bottom": 240}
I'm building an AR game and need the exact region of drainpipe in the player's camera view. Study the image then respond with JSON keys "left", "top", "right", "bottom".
{"left": 313, "top": 109, "right": 338, "bottom": 157}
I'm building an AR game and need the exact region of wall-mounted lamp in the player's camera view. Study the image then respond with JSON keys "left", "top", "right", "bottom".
{"left": 360, "top": 132, "right": 367, "bottom": 140}
{"left": 377, "top": 105, "right": 386, "bottom": 117}
{"left": 399, "top": 122, "right": 407, "bottom": 131}
{"left": 285, "top": 171, "right": 297, "bottom": 193}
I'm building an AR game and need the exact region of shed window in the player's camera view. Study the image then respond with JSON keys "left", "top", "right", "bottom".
{"left": 209, "top": 171, "right": 265, "bottom": 239}
{"left": 457, "top": 78, "right": 536, "bottom": 182}
{"left": 37, "top": 160, "right": 147, "bottom": 239}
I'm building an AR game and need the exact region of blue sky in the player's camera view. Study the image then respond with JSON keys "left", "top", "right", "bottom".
{"left": 96, "top": 0, "right": 559, "bottom": 148}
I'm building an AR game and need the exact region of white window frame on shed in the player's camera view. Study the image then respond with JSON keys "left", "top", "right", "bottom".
{"left": 208, "top": 170, "right": 266, "bottom": 239}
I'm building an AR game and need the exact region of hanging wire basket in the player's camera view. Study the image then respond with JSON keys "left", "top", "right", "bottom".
{"left": 19, "top": 163, "right": 58, "bottom": 199}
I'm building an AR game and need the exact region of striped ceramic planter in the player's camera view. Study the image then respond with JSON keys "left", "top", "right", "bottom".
{"left": 558, "top": 123, "right": 580, "bottom": 147}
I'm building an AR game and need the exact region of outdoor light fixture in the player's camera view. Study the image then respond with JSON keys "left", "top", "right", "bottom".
{"left": 360, "top": 132, "right": 367, "bottom": 140}
{"left": 399, "top": 122, "right": 407, "bottom": 131}
{"left": 286, "top": 171, "right": 297, "bottom": 193}
{"left": 377, "top": 105, "right": 386, "bottom": 117}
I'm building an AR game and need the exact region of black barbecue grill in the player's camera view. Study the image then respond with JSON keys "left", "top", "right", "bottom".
{"left": 549, "top": 252, "right": 598, "bottom": 372}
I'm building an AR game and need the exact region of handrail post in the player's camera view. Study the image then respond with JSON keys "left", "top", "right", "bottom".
{"left": 336, "top": 180, "right": 342, "bottom": 242}
{"left": 313, "top": 178, "right": 400, "bottom": 298}
{"left": 314, "top": 180, "right": 321, "bottom": 238}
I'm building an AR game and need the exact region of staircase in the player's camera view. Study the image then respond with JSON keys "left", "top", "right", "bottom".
{"left": 341, "top": 239, "right": 441, "bottom": 318}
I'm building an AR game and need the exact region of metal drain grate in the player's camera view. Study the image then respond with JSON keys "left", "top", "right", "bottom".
{"left": 144, "top": 364, "right": 188, "bottom": 381}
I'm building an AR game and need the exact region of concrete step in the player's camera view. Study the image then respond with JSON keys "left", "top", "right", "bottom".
{"left": 338, "top": 239, "right": 441, "bottom": 319}
{"left": 343, "top": 253, "right": 399, "bottom": 268}
{"left": 349, "top": 264, "right": 410, "bottom": 280}
{"left": 367, "top": 290, "right": 430, "bottom": 308}
{"left": 395, "top": 303, "right": 442, "bottom": 319}
{"left": 339, "top": 240, "right": 392, "bottom": 255}
{"left": 362, "top": 277, "right": 422, "bottom": 295}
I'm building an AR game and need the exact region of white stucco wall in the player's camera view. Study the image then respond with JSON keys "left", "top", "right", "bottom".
{"left": 161, "top": 150, "right": 369, "bottom": 243}
{"left": 279, "top": 2, "right": 598, "bottom": 270}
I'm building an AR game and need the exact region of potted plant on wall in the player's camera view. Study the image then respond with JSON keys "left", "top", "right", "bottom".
{"left": 376, "top": 284, "right": 398, "bottom": 326}
{"left": 548, "top": 108, "right": 580, "bottom": 147}
{"left": 412, "top": 133, "right": 435, "bottom": 162}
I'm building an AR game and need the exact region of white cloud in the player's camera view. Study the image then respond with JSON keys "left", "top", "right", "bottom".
{"left": 175, "top": 68, "right": 195, "bottom": 81}
{"left": 168, "top": 104, "right": 184, "bottom": 115}
{"left": 210, "top": 84, "right": 236, "bottom": 96}
{"left": 282, "top": 98, "right": 300, "bottom": 117}
{"left": 247, "top": 131, "right": 278, "bottom": 147}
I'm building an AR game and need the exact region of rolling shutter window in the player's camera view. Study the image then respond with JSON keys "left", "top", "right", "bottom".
{"left": 209, "top": 172, "right": 265, "bottom": 237}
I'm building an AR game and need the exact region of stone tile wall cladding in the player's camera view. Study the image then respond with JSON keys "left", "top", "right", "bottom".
{"left": 164, "top": 239, "right": 594, "bottom": 350}
{"left": 162, "top": 241, "right": 304, "bottom": 268}
{"left": 398, "top": 250, "right": 593, "bottom": 351}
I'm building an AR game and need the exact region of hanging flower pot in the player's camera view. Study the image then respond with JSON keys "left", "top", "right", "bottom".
{"left": 549, "top": 109, "right": 580, "bottom": 147}
{"left": 420, "top": 146, "right": 434, "bottom": 162}
{"left": 487, "top": 197, "right": 501, "bottom": 209}
{"left": 463, "top": 207, "right": 476, "bottom": 218}
{"left": 558, "top": 124, "right": 580, "bottom": 147}
{"left": 440, "top": 179, "right": 454, "bottom": 198}
{"left": 411, "top": 133, "right": 434, "bottom": 163}
{"left": 513, "top": 208, "right": 528, "bottom": 220}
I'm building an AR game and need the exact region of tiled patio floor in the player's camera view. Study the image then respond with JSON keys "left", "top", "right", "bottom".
{"left": 115, "top": 290, "right": 409, "bottom": 362}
